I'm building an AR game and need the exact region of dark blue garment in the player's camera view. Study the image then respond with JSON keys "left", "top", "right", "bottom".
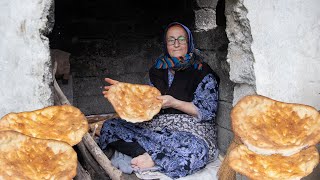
{"left": 98, "top": 73, "right": 218, "bottom": 178}
{"left": 99, "top": 118, "right": 208, "bottom": 179}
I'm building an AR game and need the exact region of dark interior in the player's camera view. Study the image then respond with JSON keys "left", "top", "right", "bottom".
{"left": 49, "top": 0, "right": 194, "bottom": 52}
{"left": 49, "top": 0, "right": 228, "bottom": 116}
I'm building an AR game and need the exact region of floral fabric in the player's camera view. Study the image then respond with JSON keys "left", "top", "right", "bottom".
{"left": 99, "top": 72, "right": 219, "bottom": 179}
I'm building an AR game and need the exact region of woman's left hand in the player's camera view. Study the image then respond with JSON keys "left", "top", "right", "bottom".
{"left": 157, "top": 95, "right": 177, "bottom": 109}
{"left": 157, "top": 95, "right": 199, "bottom": 117}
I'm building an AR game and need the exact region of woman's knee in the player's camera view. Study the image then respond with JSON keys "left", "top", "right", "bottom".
{"left": 101, "top": 118, "right": 121, "bottom": 131}
{"left": 184, "top": 137, "right": 209, "bottom": 169}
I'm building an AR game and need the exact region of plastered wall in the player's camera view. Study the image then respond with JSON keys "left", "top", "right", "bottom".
{"left": 245, "top": 0, "right": 320, "bottom": 110}
{"left": 0, "top": 0, "right": 53, "bottom": 117}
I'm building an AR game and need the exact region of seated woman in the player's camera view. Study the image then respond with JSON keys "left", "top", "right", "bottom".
{"left": 98, "top": 22, "right": 220, "bottom": 179}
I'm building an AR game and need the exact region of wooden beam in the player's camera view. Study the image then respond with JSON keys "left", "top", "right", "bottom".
{"left": 77, "top": 141, "right": 110, "bottom": 179}
{"left": 82, "top": 133, "right": 122, "bottom": 180}
{"left": 74, "top": 161, "right": 91, "bottom": 180}
{"left": 53, "top": 61, "right": 123, "bottom": 179}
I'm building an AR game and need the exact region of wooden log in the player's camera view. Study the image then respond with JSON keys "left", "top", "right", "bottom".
{"left": 74, "top": 161, "right": 91, "bottom": 180}
{"left": 217, "top": 136, "right": 242, "bottom": 180}
{"left": 53, "top": 61, "right": 71, "bottom": 105}
{"left": 53, "top": 61, "right": 124, "bottom": 179}
{"left": 53, "top": 79, "right": 70, "bottom": 105}
{"left": 77, "top": 141, "right": 110, "bottom": 179}
{"left": 86, "top": 114, "right": 118, "bottom": 124}
{"left": 82, "top": 133, "right": 123, "bottom": 180}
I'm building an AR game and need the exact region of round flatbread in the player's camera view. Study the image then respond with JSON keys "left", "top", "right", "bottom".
{"left": 228, "top": 144, "right": 319, "bottom": 180}
{"left": 0, "top": 105, "right": 89, "bottom": 146}
{"left": 106, "top": 82, "right": 162, "bottom": 122}
{"left": 231, "top": 95, "right": 320, "bottom": 156}
{"left": 0, "top": 130, "right": 77, "bottom": 180}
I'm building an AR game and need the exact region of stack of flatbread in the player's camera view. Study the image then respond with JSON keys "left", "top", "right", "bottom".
{"left": 105, "top": 82, "right": 162, "bottom": 123}
{"left": 228, "top": 95, "right": 320, "bottom": 180}
{"left": 0, "top": 105, "right": 89, "bottom": 179}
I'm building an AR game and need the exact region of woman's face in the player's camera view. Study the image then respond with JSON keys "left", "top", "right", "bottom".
{"left": 166, "top": 25, "right": 188, "bottom": 58}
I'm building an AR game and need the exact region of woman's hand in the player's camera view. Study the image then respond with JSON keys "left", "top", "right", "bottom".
{"left": 157, "top": 95, "right": 176, "bottom": 109}
{"left": 157, "top": 95, "right": 199, "bottom": 117}
{"left": 102, "top": 78, "right": 119, "bottom": 98}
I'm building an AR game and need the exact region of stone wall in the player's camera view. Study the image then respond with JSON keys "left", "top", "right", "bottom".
{"left": 70, "top": 37, "right": 162, "bottom": 115}
{"left": 220, "top": 0, "right": 258, "bottom": 158}
{"left": 193, "top": 0, "right": 235, "bottom": 155}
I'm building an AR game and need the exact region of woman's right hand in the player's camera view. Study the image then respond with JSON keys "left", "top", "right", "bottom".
{"left": 102, "top": 78, "right": 119, "bottom": 98}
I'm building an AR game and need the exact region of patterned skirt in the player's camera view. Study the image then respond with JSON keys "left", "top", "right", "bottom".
{"left": 98, "top": 114, "right": 218, "bottom": 178}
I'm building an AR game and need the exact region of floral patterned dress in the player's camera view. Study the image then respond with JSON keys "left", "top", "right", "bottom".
{"left": 98, "top": 71, "right": 219, "bottom": 179}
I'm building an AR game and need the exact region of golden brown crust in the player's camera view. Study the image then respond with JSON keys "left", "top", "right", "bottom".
{"left": 106, "top": 82, "right": 162, "bottom": 122}
{"left": 0, "top": 105, "right": 89, "bottom": 146}
{"left": 231, "top": 95, "right": 320, "bottom": 155}
{"left": 228, "top": 145, "right": 319, "bottom": 180}
{"left": 0, "top": 130, "right": 77, "bottom": 180}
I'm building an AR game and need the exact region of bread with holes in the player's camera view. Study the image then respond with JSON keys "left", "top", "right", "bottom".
{"left": 106, "top": 82, "right": 162, "bottom": 122}
{"left": 231, "top": 95, "right": 320, "bottom": 156}
{"left": 228, "top": 144, "right": 319, "bottom": 180}
{"left": 0, "top": 130, "right": 77, "bottom": 180}
{"left": 0, "top": 105, "right": 88, "bottom": 146}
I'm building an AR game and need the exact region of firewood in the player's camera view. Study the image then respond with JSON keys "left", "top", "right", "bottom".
{"left": 74, "top": 161, "right": 91, "bottom": 180}
{"left": 77, "top": 141, "right": 109, "bottom": 179}
{"left": 217, "top": 136, "right": 242, "bottom": 180}
{"left": 53, "top": 66, "right": 123, "bottom": 179}
{"left": 82, "top": 133, "right": 122, "bottom": 180}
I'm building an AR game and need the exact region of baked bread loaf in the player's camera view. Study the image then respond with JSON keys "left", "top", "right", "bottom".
{"left": 105, "top": 82, "right": 162, "bottom": 122}
{"left": 0, "top": 105, "right": 88, "bottom": 146}
{"left": 228, "top": 144, "right": 319, "bottom": 180}
{"left": 231, "top": 95, "right": 320, "bottom": 156}
{"left": 0, "top": 130, "right": 77, "bottom": 180}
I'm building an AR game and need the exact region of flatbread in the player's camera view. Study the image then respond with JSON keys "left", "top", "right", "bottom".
{"left": 0, "top": 105, "right": 89, "bottom": 146}
{"left": 231, "top": 95, "right": 320, "bottom": 156}
{"left": 228, "top": 144, "right": 319, "bottom": 180}
{"left": 106, "top": 82, "right": 162, "bottom": 122}
{"left": 0, "top": 130, "right": 77, "bottom": 180}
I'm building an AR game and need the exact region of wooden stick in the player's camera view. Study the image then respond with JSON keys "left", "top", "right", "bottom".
{"left": 217, "top": 136, "right": 242, "bottom": 180}
{"left": 53, "top": 63, "right": 123, "bottom": 179}
{"left": 92, "top": 124, "right": 98, "bottom": 138}
{"left": 53, "top": 61, "right": 71, "bottom": 106}
{"left": 74, "top": 161, "right": 91, "bottom": 180}
{"left": 77, "top": 141, "right": 109, "bottom": 178}
{"left": 82, "top": 133, "right": 122, "bottom": 180}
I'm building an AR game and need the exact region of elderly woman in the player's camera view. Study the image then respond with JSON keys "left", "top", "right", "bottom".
{"left": 98, "top": 22, "right": 219, "bottom": 179}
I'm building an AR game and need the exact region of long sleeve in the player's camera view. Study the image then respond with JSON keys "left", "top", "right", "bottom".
{"left": 192, "top": 74, "right": 219, "bottom": 122}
